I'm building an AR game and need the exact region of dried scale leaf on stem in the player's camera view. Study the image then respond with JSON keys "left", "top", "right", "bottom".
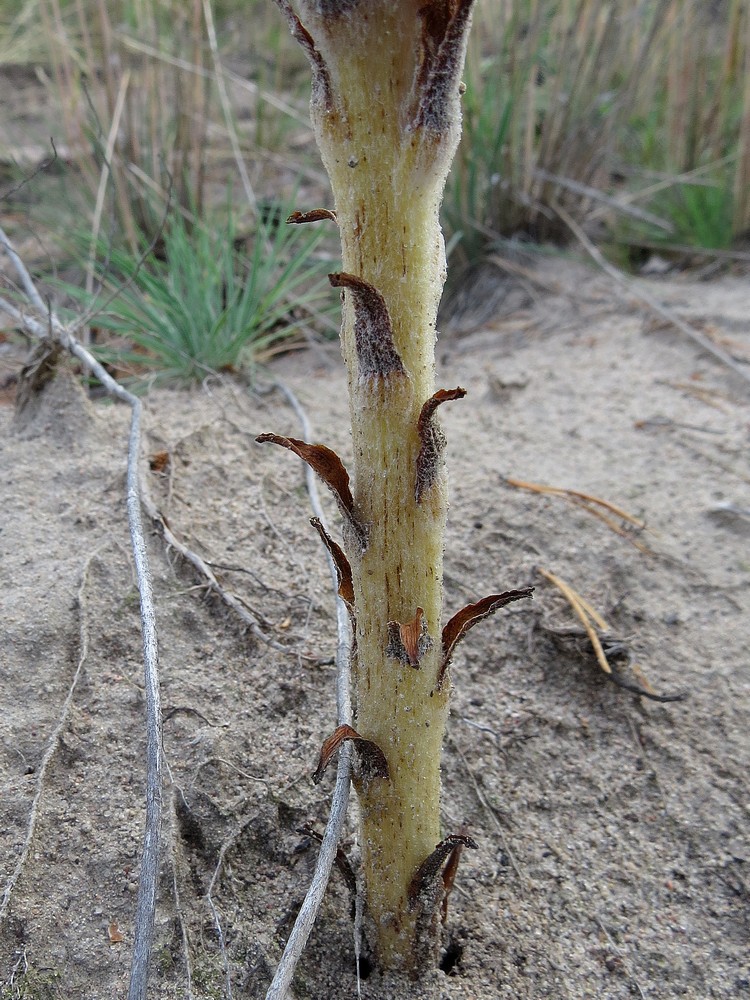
{"left": 259, "top": 0, "right": 533, "bottom": 980}
{"left": 263, "top": 382, "right": 356, "bottom": 1000}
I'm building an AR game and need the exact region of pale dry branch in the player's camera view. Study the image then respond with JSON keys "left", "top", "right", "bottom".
{"left": 138, "top": 469, "right": 307, "bottom": 657}
{"left": 0, "top": 224, "right": 162, "bottom": 1000}
{"left": 1, "top": 183, "right": 169, "bottom": 346}
{"left": 264, "top": 381, "right": 355, "bottom": 1000}
{"left": 202, "top": 781, "right": 306, "bottom": 1000}
{"left": 203, "top": 799, "right": 303, "bottom": 1000}
{"left": 0, "top": 224, "right": 47, "bottom": 313}
{"left": 0, "top": 551, "right": 99, "bottom": 923}
{"left": 171, "top": 863, "right": 194, "bottom": 1000}
{"left": 269, "top": 381, "right": 354, "bottom": 723}
{"left": 3, "top": 945, "right": 29, "bottom": 994}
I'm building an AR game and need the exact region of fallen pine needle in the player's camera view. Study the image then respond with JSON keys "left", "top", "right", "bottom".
{"left": 506, "top": 477, "right": 651, "bottom": 553}
{"left": 537, "top": 568, "right": 684, "bottom": 703}
{"left": 506, "top": 477, "right": 643, "bottom": 527}
{"left": 538, "top": 568, "right": 613, "bottom": 676}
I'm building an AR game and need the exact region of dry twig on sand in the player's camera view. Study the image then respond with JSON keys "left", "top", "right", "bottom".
{"left": 139, "top": 470, "right": 309, "bottom": 657}
{"left": 553, "top": 203, "right": 750, "bottom": 389}
{"left": 0, "top": 223, "right": 161, "bottom": 1000}
{"left": 262, "top": 381, "right": 355, "bottom": 1000}
{"left": 538, "top": 567, "right": 683, "bottom": 703}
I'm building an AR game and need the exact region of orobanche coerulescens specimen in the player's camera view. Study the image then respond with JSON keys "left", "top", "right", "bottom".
{"left": 258, "top": 0, "right": 532, "bottom": 976}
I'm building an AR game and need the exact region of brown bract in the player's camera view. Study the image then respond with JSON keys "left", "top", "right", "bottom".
{"left": 386, "top": 607, "right": 433, "bottom": 668}
{"left": 411, "top": 0, "right": 477, "bottom": 132}
{"left": 272, "top": 0, "right": 334, "bottom": 110}
{"left": 255, "top": 433, "right": 367, "bottom": 548}
{"left": 408, "top": 834, "right": 478, "bottom": 908}
{"left": 310, "top": 516, "right": 354, "bottom": 607}
{"left": 328, "top": 273, "right": 406, "bottom": 382}
{"left": 287, "top": 208, "right": 337, "bottom": 225}
{"left": 415, "top": 387, "right": 466, "bottom": 503}
{"left": 312, "top": 724, "right": 390, "bottom": 784}
{"left": 438, "top": 589, "right": 535, "bottom": 690}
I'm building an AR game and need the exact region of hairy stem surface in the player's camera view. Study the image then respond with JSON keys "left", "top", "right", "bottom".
{"left": 274, "top": 0, "right": 476, "bottom": 972}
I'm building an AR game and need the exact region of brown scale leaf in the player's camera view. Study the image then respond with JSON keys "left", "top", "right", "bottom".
{"left": 441, "top": 825, "right": 470, "bottom": 924}
{"left": 108, "top": 922, "right": 125, "bottom": 944}
{"left": 312, "top": 724, "right": 389, "bottom": 784}
{"left": 386, "top": 607, "right": 432, "bottom": 668}
{"left": 148, "top": 450, "right": 170, "bottom": 473}
{"left": 329, "top": 272, "right": 405, "bottom": 381}
{"left": 408, "top": 834, "right": 478, "bottom": 909}
{"left": 412, "top": 0, "right": 477, "bottom": 133}
{"left": 310, "top": 516, "right": 354, "bottom": 607}
{"left": 438, "top": 588, "right": 534, "bottom": 690}
{"left": 287, "top": 208, "right": 338, "bottom": 225}
{"left": 255, "top": 434, "right": 367, "bottom": 547}
{"left": 273, "top": 0, "right": 334, "bottom": 111}
{"left": 415, "top": 387, "right": 466, "bottom": 503}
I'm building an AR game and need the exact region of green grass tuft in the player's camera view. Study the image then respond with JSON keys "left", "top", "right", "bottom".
{"left": 58, "top": 200, "right": 337, "bottom": 385}
{"left": 442, "top": 0, "right": 750, "bottom": 271}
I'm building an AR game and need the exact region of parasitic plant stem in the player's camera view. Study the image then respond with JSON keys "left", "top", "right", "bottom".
{"left": 262, "top": 0, "right": 531, "bottom": 975}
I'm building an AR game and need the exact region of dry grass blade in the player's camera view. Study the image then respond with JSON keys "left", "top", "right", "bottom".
{"left": 552, "top": 202, "right": 750, "bottom": 389}
{"left": 446, "top": 0, "right": 748, "bottom": 261}
{"left": 537, "top": 568, "right": 683, "bottom": 703}
{"left": 506, "top": 476, "right": 650, "bottom": 551}
{"left": 117, "top": 34, "right": 312, "bottom": 130}
{"left": 532, "top": 168, "right": 674, "bottom": 232}
{"left": 538, "top": 567, "right": 613, "bottom": 676}
{"left": 201, "top": 0, "right": 257, "bottom": 213}
{"left": 36, "top": 0, "right": 214, "bottom": 237}
{"left": 84, "top": 68, "right": 131, "bottom": 342}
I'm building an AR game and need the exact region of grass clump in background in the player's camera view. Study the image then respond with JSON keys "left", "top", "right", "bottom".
{"left": 442, "top": 0, "right": 750, "bottom": 275}
{"left": 1, "top": 0, "right": 314, "bottom": 246}
{"left": 1, "top": 0, "right": 749, "bottom": 385}
{"left": 59, "top": 201, "right": 336, "bottom": 385}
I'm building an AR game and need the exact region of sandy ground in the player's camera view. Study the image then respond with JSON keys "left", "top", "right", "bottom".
{"left": 1, "top": 258, "right": 749, "bottom": 999}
